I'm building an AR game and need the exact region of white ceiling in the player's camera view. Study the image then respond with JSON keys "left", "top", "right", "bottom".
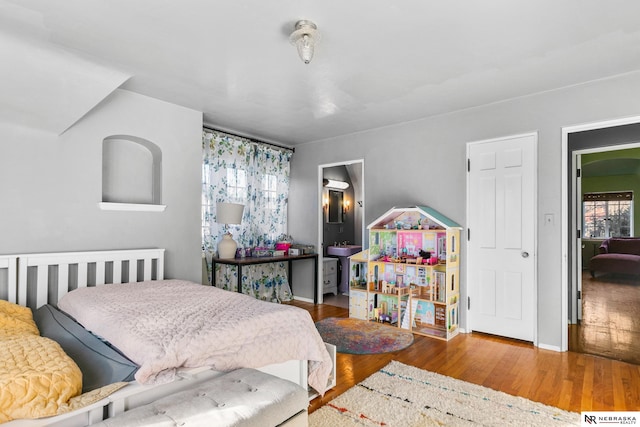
{"left": 3, "top": 0, "right": 640, "bottom": 145}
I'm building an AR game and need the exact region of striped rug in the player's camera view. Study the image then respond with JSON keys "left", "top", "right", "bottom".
{"left": 310, "top": 360, "right": 580, "bottom": 426}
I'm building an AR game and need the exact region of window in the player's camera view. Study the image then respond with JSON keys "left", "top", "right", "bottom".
{"left": 202, "top": 129, "right": 294, "bottom": 301}
{"left": 226, "top": 168, "right": 247, "bottom": 202}
{"left": 583, "top": 192, "right": 633, "bottom": 238}
{"left": 262, "top": 173, "right": 278, "bottom": 210}
{"left": 201, "top": 165, "right": 247, "bottom": 245}
{"left": 201, "top": 130, "right": 291, "bottom": 250}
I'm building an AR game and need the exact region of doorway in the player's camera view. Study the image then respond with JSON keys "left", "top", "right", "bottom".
{"left": 317, "top": 159, "right": 365, "bottom": 306}
{"left": 562, "top": 116, "right": 640, "bottom": 363}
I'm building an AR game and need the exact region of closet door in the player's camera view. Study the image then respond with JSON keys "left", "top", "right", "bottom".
{"left": 467, "top": 132, "right": 537, "bottom": 342}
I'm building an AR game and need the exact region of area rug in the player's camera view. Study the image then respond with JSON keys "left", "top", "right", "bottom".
{"left": 315, "top": 317, "right": 414, "bottom": 354}
{"left": 310, "top": 361, "right": 580, "bottom": 426}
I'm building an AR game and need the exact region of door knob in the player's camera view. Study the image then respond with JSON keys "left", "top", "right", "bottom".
{"left": 521, "top": 251, "right": 529, "bottom": 258}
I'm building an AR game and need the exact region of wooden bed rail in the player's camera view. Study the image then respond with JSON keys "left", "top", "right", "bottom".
{"left": 0, "top": 249, "right": 165, "bottom": 309}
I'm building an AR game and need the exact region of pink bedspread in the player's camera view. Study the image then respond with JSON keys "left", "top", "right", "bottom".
{"left": 58, "top": 280, "right": 332, "bottom": 395}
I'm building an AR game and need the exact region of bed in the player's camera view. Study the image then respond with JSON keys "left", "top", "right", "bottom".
{"left": 0, "top": 249, "right": 335, "bottom": 426}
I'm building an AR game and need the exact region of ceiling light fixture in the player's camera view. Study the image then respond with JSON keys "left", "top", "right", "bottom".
{"left": 290, "top": 20, "right": 319, "bottom": 64}
{"left": 323, "top": 179, "right": 349, "bottom": 190}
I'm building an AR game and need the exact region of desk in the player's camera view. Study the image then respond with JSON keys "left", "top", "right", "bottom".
{"left": 211, "top": 253, "right": 319, "bottom": 303}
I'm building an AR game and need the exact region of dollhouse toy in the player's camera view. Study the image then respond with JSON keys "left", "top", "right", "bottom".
{"left": 348, "top": 205, "right": 462, "bottom": 340}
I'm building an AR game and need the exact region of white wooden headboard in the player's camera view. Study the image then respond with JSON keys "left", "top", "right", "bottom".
{"left": 0, "top": 255, "right": 18, "bottom": 304}
{"left": 0, "top": 249, "right": 165, "bottom": 309}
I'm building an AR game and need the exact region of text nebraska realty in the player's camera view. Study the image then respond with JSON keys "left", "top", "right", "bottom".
{"left": 585, "top": 414, "right": 637, "bottom": 425}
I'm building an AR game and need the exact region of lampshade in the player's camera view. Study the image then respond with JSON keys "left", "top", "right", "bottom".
{"left": 216, "top": 202, "right": 244, "bottom": 224}
{"left": 216, "top": 202, "right": 244, "bottom": 259}
{"left": 290, "top": 20, "right": 320, "bottom": 64}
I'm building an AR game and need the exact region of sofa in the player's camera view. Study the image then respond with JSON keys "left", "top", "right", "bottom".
{"left": 589, "top": 237, "right": 640, "bottom": 277}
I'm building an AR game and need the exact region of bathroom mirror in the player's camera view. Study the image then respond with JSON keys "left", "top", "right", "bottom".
{"left": 327, "top": 190, "right": 343, "bottom": 223}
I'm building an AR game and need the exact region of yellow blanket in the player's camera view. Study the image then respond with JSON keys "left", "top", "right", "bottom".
{"left": 0, "top": 300, "right": 82, "bottom": 423}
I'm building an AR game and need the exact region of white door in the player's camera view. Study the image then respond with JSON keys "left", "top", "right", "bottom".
{"left": 467, "top": 133, "right": 537, "bottom": 342}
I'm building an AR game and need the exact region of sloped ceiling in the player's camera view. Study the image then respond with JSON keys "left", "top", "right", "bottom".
{"left": 0, "top": 2, "right": 130, "bottom": 135}
{"left": 2, "top": 1, "right": 640, "bottom": 144}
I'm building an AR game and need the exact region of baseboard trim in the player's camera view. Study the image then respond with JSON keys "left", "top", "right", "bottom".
{"left": 538, "top": 342, "right": 562, "bottom": 352}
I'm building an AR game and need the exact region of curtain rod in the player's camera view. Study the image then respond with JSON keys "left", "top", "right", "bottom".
{"left": 203, "top": 126, "right": 295, "bottom": 153}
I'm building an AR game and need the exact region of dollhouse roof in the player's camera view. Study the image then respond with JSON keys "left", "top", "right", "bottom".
{"left": 367, "top": 205, "right": 462, "bottom": 230}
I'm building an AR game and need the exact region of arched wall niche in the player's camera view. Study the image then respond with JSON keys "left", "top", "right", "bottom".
{"left": 101, "top": 135, "right": 164, "bottom": 211}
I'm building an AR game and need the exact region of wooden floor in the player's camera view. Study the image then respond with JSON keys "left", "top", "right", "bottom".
{"left": 569, "top": 271, "right": 640, "bottom": 365}
{"left": 290, "top": 301, "right": 640, "bottom": 414}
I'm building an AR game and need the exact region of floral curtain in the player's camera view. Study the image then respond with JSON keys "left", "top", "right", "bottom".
{"left": 202, "top": 129, "right": 293, "bottom": 302}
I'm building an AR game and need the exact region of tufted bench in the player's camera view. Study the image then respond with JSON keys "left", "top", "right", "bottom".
{"left": 94, "top": 368, "right": 309, "bottom": 427}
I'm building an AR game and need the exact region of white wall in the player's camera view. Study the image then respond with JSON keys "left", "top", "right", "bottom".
{"left": 289, "top": 71, "right": 640, "bottom": 349}
{"left": 0, "top": 89, "right": 203, "bottom": 282}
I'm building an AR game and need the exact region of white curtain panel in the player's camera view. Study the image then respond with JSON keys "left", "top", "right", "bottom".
{"left": 202, "top": 129, "right": 293, "bottom": 302}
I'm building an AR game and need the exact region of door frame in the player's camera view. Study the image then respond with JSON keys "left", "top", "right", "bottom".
{"left": 561, "top": 115, "right": 640, "bottom": 351}
{"left": 465, "top": 132, "right": 538, "bottom": 344}
{"left": 317, "top": 159, "right": 365, "bottom": 304}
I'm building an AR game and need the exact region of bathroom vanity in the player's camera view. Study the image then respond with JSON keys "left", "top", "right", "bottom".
{"left": 327, "top": 244, "right": 362, "bottom": 294}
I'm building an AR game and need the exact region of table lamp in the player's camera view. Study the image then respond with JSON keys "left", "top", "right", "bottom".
{"left": 216, "top": 202, "right": 244, "bottom": 259}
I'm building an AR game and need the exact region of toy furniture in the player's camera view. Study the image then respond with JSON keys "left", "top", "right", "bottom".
{"left": 349, "top": 205, "right": 462, "bottom": 340}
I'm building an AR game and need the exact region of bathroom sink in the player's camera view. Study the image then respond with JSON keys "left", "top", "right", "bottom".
{"left": 327, "top": 245, "right": 362, "bottom": 257}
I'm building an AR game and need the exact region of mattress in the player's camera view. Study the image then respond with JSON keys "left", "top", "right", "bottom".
{"left": 58, "top": 279, "right": 333, "bottom": 395}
